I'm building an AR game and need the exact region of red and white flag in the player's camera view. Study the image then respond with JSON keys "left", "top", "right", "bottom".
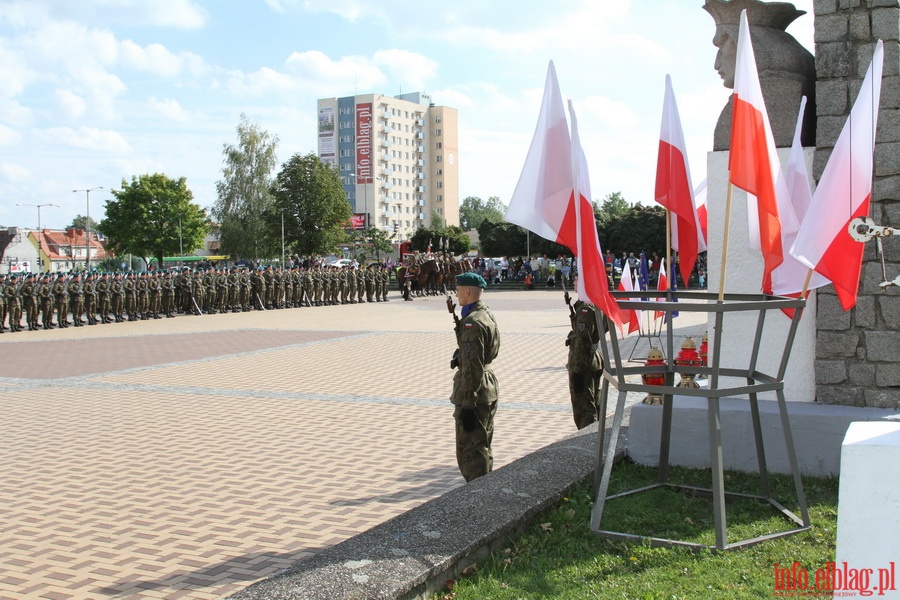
{"left": 772, "top": 96, "right": 829, "bottom": 306}
{"left": 655, "top": 257, "right": 668, "bottom": 319}
{"left": 569, "top": 100, "right": 623, "bottom": 327}
{"left": 791, "top": 40, "right": 884, "bottom": 310}
{"left": 505, "top": 61, "right": 621, "bottom": 325}
{"left": 617, "top": 256, "right": 641, "bottom": 333}
{"left": 655, "top": 75, "right": 706, "bottom": 288}
{"left": 694, "top": 179, "right": 709, "bottom": 244}
{"left": 729, "top": 9, "right": 798, "bottom": 295}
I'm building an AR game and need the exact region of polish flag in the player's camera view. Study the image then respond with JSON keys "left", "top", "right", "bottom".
{"left": 505, "top": 61, "right": 621, "bottom": 325}
{"left": 617, "top": 259, "right": 641, "bottom": 333}
{"left": 655, "top": 75, "right": 706, "bottom": 288}
{"left": 729, "top": 10, "right": 798, "bottom": 295}
{"left": 772, "top": 96, "right": 829, "bottom": 317}
{"left": 791, "top": 40, "right": 884, "bottom": 310}
{"left": 694, "top": 179, "right": 709, "bottom": 244}
{"left": 569, "top": 100, "right": 623, "bottom": 327}
{"left": 655, "top": 257, "right": 668, "bottom": 320}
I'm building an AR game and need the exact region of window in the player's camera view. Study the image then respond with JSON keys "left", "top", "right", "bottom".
{"left": 434, "top": 116, "right": 442, "bottom": 124}
{"left": 339, "top": 106, "right": 351, "bottom": 115}
{"left": 436, "top": 169, "right": 443, "bottom": 176}
{"left": 437, "top": 195, "right": 443, "bottom": 201}
{"left": 339, "top": 149, "right": 352, "bottom": 157}
{"left": 340, "top": 163, "right": 352, "bottom": 171}
{"left": 434, "top": 129, "right": 442, "bottom": 136}
{"left": 436, "top": 181, "right": 443, "bottom": 189}
{"left": 340, "top": 120, "right": 353, "bottom": 129}
{"left": 437, "top": 208, "right": 443, "bottom": 215}
{"left": 435, "top": 155, "right": 442, "bottom": 163}
{"left": 339, "top": 135, "right": 353, "bottom": 143}
{"left": 406, "top": 206, "right": 410, "bottom": 214}
{"left": 435, "top": 142, "right": 442, "bottom": 149}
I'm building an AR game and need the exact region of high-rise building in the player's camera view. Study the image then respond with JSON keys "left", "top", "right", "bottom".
{"left": 316, "top": 92, "right": 459, "bottom": 241}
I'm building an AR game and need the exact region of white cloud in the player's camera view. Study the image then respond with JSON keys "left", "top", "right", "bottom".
{"left": 0, "top": 123, "right": 23, "bottom": 146}
{"left": 55, "top": 89, "right": 87, "bottom": 119}
{"left": 147, "top": 97, "right": 194, "bottom": 123}
{"left": 372, "top": 50, "right": 438, "bottom": 91}
{"left": 42, "top": 127, "right": 131, "bottom": 153}
{"left": 0, "top": 163, "right": 32, "bottom": 183}
{"left": 0, "top": 0, "right": 208, "bottom": 30}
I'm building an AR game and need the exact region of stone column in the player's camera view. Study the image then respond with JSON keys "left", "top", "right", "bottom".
{"left": 813, "top": 0, "right": 900, "bottom": 408}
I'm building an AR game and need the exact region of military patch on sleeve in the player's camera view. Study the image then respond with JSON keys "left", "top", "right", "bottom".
{"left": 580, "top": 308, "right": 589, "bottom": 314}
{"left": 464, "top": 323, "right": 473, "bottom": 330}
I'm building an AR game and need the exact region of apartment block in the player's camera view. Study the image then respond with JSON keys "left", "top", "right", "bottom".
{"left": 317, "top": 92, "right": 459, "bottom": 240}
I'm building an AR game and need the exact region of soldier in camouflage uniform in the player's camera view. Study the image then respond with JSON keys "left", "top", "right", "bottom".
{"left": 96, "top": 273, "right": 112, "bottom": 323}
{"left": 227, "top": 267, "right": 240, "bottom": 312}
{"left": 123, "top": 272, "right": 137, "bottom": 321}
{"left": 240, "top": 267, "right": 251, "bottom": 311}
{"left": 302, "top": 267, "right": 313, "bottom": 307}
{"left": 565, "top": 282, "right": 604, "bottom": 430}
{"left": 0, "top": 274, "right": 6, "bottom": 333}
{"left": 364, "top": 265, "right": 375, "bottom": 303}
{"left": 136, "top": 271, "right": 150, "bottom": 319}
{"left": 51, "top": 273, "right": 69, "bottom": 328}
{"left": 449, "top": 272, "right": 500, "bottom": 482}
{"left": 111, "top": 273, "right": 125, "bottom": 322}
{"left": 263, "top": 266, "right": 274, "bottom": 309}
{"left": 20, "top": 273, "right": 38, "bottom": 331}
{"left": 162, "top": 271, "right": 176, "bottom": 317}
{"left": 203, "top": 267, "right": 216, "bottom": 313}
{"left": 191, "top": 270, "right": 205, "bottom": 314}
{"left": 68, "top": 273, "right": 85, "bottom": 327}
{"left": 39, "top": 275, "right": 55, "bottom": 328}
{"left": 356, "top": 266, "right": 365, "bottom": 303}
{"left": 148, "top": 272, "right": 162, "bottom": 319}
{"left": 84, "top": 272, "right": 98, "bottom": 325}
{"left": 5, "top": 275, "right": 23, "bottom": 332}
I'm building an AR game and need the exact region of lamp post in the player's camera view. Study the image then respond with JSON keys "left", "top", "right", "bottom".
{"left": 72, "top": 186, "right": 104, "bottom": 271}
{"left": 16, "top": 202, "right": 58, "bottom": 272}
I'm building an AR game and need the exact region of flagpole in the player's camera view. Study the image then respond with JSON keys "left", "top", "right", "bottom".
{"left": 665, "top": 210, "right": 672, "bottom": 298}
{"left": 718, "top": 181, "right": 734, "bottom": 302}
{"left": 800, "top": 267, "right": 814, "bottom": 298}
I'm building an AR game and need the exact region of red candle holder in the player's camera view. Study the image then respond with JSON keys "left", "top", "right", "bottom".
{"left": 641, "top": 347, "right": 666, "bottom": 404}
{"left": 675, "top": 337, "right": 701, "bottom": 388}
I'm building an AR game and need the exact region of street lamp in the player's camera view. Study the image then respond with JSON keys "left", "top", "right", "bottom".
{"left": 72, "top": 186, "right": 104, "bottom": 271}
{"left": 16, "top": 202, "right": 59, "bottom": 272}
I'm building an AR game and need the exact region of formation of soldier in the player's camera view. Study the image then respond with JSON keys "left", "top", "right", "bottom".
{"left": 0, "top": 263, "right": 395, "bottom": 333}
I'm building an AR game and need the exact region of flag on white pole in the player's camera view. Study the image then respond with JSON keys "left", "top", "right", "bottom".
{"left": 617, "top": 260, "right": 640, "bottom": 334}
{"left": 655, "top": 74, "right": 706, "bottom": 288}
{"left": 790, "top": 40, "right": 884, "bottom": 310}
{"left": 505, "top": 61, "right": 621, "bottom": 325}
{"left": 729, "top": 9, "right": 799, "bottom": 295}
{"left": 771, "top": 96, "right": 829, "bottom": 302}
{"left": 694, "top": 179, "right": 708, "bottom": 245}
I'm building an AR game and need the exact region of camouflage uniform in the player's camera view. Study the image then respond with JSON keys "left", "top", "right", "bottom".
{"left": 148, "top": 272, "right": 162, "bottom": 319}
{"left": 68, "top": 274, "right": 85, "bottom": 327}
{"left": 39, "top": 276, "right": 55, "bottom": 328}
{"left": 566, "top": 300, "right": 604, "bottom": 430}
{"left": 96, "top": 274, "right": 112, "bottom": 323}
{"left": 5, "top": 276, "right": 23, "bottom": 332}
{"left": 356, "top": 268, "right": 366, "bottom": 303}
{"left": 52, "top": 274, "right": 69, "bottom": 327}
{"left": 136, "top": 272, "right": 149, "bottom": 319}
{"left": 84, "top": 273, "right": 98, "bottom": 325}
{"left": 111, "top": 274, "right": 125, "bottom": 322}
{"left": 0, "top": 274, "right": 6, "bottom": 332}
{"left": 450, "top": 298, "right": 501, "bottom": 482}
{"left": 161, "top": 272, "right": 176, "bottom": 317}
{"left": 123, "top": 273, "right": 137, "bottom": 320}
{"left": 21, "top": 274, "right": 38, "bottom": 331}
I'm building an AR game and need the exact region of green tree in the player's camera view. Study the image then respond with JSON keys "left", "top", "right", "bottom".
{"left": 213, "top": 114, "right": 279, "bottom": 261}
{"left": 69, "top": 214, "right": 99, "bottom": 232}
{"left": 99, "top": 173, "right": 208, "bottom": 268}
{"left": 271, "top": 153, "right": 351, "bottom": 257}
{"left": 597, "top": 191, "right": 630, "bottom": 226}
{"left": 430, "top": 209, "right": 446, "bottom": 230}
{"left": 459, "top": 195, "right": 506, "bottom": 230}
{"left": 600, "top": 203, "right": 666, "bottom": 257}
{"left": 408, "top": 225, "right": 470, "bottom": 256}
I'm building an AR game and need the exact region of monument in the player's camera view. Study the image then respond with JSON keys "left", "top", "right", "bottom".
{"left": 704, "top": 0, "right": 817, "bottom": 150}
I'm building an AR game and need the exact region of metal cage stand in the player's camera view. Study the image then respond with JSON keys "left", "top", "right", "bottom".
{"left": 590, "top": 290, "right": 811, "bottom": 551}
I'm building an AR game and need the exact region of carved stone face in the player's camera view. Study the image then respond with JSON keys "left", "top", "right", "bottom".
{"left": 712, "top": 27, "right": 737, "bottom": 89}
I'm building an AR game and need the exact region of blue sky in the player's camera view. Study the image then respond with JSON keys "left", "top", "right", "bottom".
{"left": 0, "top": 0, "right": 814, "bottom": 231}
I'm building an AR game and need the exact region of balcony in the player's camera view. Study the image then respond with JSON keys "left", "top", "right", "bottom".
{"left": 417, "top": 159, "right": 424, "bottom": 167}
{"left": 415, "top": 118, "right": 425, "bottom": 126}
{"left": 380, "top": 152, "right": 391, "bottom": 162}
{"left": 416, "top": 173, "right": 425, "bottom": 179}
{"left": 381, "top": 166, "right": 392, "bottom": 176}
{"left": 417, "top": 199, "right": 426, "bottom": 207}
{"left": 417, "top": 212, "right": 426, "bottom": 220}
{"left": 379, "top": 138, "right": 392, "bottom": 148}
{"left": 415, "top": 132, "right": 424, "bottom": 140}
{"left": 416, "top": 145, "right": 424, "bottom": 153}
{"left": 416, "top": 186, "right": 425, "bottom": 193}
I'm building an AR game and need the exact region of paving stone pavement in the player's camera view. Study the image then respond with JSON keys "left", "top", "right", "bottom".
{"left": 0, "top": 288, "right": 706, "bottom": 599}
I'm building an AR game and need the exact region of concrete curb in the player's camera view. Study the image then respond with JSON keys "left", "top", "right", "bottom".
{"left": 227, "top": 421, "right": 628, "bottom": 600}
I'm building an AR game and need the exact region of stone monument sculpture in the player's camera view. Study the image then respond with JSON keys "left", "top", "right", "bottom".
{"left": 704, "top": 0, "right": 816, "bottom": 150}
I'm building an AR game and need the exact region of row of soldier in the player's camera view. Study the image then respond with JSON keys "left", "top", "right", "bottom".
{"left": 0, "top": 264, "right": 394, "bottom": 333}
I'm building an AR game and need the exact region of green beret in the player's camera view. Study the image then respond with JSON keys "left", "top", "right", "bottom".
{"left": 456, "top": 272, "right": 486, "bottom": 289}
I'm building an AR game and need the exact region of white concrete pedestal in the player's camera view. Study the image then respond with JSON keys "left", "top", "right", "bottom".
{"left": 835, "top": 422, "right": 900, "bottom": 598}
